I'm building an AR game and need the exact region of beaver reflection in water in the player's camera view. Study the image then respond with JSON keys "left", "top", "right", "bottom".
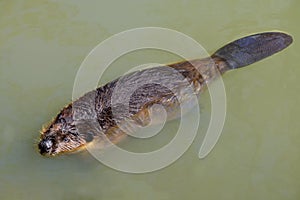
{"left": 38, "top": 32, "right": 293, "bottom": 156}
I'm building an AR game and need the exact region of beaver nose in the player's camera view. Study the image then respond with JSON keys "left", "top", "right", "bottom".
{"left": 38, "top": 139, "right": 53, "bottom": 155}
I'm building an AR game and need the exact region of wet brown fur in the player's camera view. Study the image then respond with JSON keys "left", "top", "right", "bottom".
{"left": 38, "top": 32, "right": 292, "bottom": 156}
{"left": 39, "top": 57, "right": 226, "bottom": 156}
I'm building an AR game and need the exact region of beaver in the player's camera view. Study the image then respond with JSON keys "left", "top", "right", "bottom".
{"left": 38, "top": 32, "right": 293, "bottom": 156}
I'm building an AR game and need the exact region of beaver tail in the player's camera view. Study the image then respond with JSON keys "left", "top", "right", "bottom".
{"left": 212, "top": 32, "right": 293, "bottom": 73}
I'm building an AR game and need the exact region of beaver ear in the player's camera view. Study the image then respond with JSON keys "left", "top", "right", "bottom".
{"left": 84, "top": 132, "right": 94, "bottom": 142}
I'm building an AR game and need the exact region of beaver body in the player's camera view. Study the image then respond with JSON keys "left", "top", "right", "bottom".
{"left": 38, "top": 32, "right": 292, "bottom": 156}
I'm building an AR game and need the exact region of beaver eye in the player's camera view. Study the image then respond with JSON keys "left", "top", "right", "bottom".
{"left": 58, "top": 118, "right": 66, "bottom": 124}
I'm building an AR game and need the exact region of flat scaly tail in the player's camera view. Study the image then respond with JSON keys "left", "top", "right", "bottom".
{"left": 212, "top": 32, "right": 293, "bottom": 73}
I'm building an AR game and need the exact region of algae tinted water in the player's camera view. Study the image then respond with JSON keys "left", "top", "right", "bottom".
{"left": 0, "top": 1, "right": 299, "bottom": 199}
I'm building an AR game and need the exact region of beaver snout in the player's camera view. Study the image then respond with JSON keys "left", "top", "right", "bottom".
{"left": 38, "top": 139, "right": 53, "bottom": 155}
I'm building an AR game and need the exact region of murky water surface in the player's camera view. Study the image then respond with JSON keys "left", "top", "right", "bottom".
{"left": 0, "top": 0, "right": 299, "bottom": 199}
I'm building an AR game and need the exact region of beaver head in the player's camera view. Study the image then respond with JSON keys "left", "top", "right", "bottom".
{"left": 38, "top": 104, "right": 94, "bottom": 156}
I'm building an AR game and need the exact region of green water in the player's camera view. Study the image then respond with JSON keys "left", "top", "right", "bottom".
{"left": 1, "top": 0, "right": 299, "bottom": 199}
